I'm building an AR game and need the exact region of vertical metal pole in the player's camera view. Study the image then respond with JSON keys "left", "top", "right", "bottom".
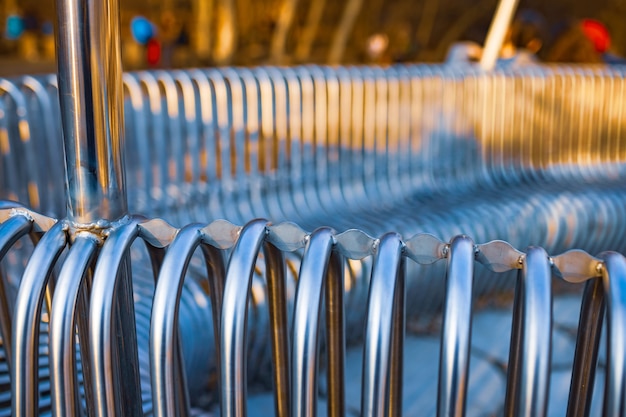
{"left": 54, "top": 1, "right": 140, "bottom": 416}
{"left": 480, "top": 0, "right": 519, "bottom": 71}
{"left": 55, "top": 0, "right": 127, "bottom": 224}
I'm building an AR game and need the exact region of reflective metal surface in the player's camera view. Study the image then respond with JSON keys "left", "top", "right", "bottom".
{"left": 55, "top": 0, "right": 127, "bottom": 224}
{"left": 1, "top": 2, "right": 626, "bottom": 413}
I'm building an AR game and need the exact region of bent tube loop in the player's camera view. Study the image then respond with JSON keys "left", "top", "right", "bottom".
{"left": 361, "top": 233, "right": 405, "bottom": 417}
{"left": 325, "top": 251, "right": 346, "bottom": 417}
{"left": 264, "top": 241, "right": 291, "bottom": 417}
{"left": 599, "top": 252, "right": 626, "bottom": 417}
{"left": 437, "top": 235, "right": 475, "bottom": 417}
{"left": 505, "top": 247, "right": 552, "bottom": 417}
{"left": 567, "top": 278, "right": 605, "bottom": 417}
{"left": 89, "top": 218, "right": 143, "bottom": 417}
{"left": 12, "top": 221, "right": 67, "bottom": 417}
{"left": 0, "top": 214, "right": 33, "bottom": 374}
{"left": 220, "top": 219, "right": 268, "bottom": 417}
{"left": 49, "top": 234, "right": 99, "bottom": 417}
{"left": 291, "top": 227, "right": 334, "bottom": 417}
{"left": 6, "top": 61, "right": 626, "bottom": 417}
{"left": 150, "top": 223, "right": 226, "bottom": 417}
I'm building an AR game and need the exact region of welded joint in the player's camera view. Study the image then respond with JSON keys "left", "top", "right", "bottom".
{"left": 66, "top": 214, "right": 133, "bottom": 244}
{"left": 0, "top": 207, "right": 57, "bottom": 233}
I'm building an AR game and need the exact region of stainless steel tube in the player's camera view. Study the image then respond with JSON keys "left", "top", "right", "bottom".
{"left": 49, "top": 234, "right": 99, "bottom": 416}
{"left": 89, "top": 218, "right": 143, "bottom": 417}
{"left": 53, "top": 2, "right": 138, "bottom": 416}
{"left": 291, "top": 228, "right": 334, "bottom": 417}
{"left": 55, "top": 0, "right": 127, "bottom": 224}
{"left": 0, "top": 214, "right": 33, "bottom": 374}
{"left": 567, "top": 278, "right": 605, "bottom": 417}
{"left": 599, "top": 252, "right": 626, "bottom": 416}
{"left": 437, "top": 235, "right": 475, "bottom": 417}
{"left": 361, "top": 233, "right": 404, "bottom": 417}
{"left": 220, "top": 219, "right": 268, "bottom": 417}
{"left": 150, "top": 222, "right": 227, "bottom": 417}
{"left": 12, "top": 221, "right": 67, "bottom": 417}
{"left": 505, "top": 247, "right": 552, "bottom": 417}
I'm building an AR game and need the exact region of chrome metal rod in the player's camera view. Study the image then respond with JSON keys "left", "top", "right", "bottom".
{"left": 325, "top": 251, "right": 345, "bottom": 417}
{"left": 0, "top": 214, "right": 34, "bottom": 374}
{"left": 567, "top": 278, "right": 605, "bottom": 417}
{"left": 12, "top": 221, "right": 67, "bottom": 417}
{"left": 361, "top": 233, "right": 404, "bottom": 417}
{"left": 89, "top": 218, "right": 142, "bottom": 417}
{"left": 291, "top": 228, "right": 334, "bottom": 417}
{"left": 388, "top": 252, "right": 405, "bottom": 417}
{"left": 50, "top": 234, "right": 99, "bottom": 417}
{"left": 600, "top": 252, "right": 626, "bottom": 416}
{"left": 220, "top": 219, "right": 268, "bottom": 417}
{"left": 55, "top": 0, "right": 127, "bottom": 223}
{"left": 150, "top": 224, "right": 205, "bottom": 417}
{"left": 438, "top": 235, "right": 475, "bottom": 417}
{"left": 505, "top": 247, "right": 552, "bottom": 417}
{"left": 264, "top": 241, "right": 290, "bottom": 417}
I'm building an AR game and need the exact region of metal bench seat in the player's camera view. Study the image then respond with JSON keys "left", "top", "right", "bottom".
{"left": 1, "top": 2, "right": 626, "bottom": 412}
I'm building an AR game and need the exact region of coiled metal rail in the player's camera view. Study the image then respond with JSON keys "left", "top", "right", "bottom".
{"left": 1, "top": 0, "right": 626, "bottom": 415}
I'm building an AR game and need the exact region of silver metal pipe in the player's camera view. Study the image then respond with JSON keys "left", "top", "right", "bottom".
{"left": 54, "top": 0, "right": 127, "bottom": 224}
{"left": 505, "top": 247, "right": 552, "bottom": 417}
{"left": 49, "top": 233, "right": 99, "bottom": 416}
{"left": 89, "top": 218, "right": 143, "bottom": 417}
{"left": 0, "top": 214, "right": 34, "bottom": 373}
{"left": 291, "top": 227, "right": 334, "bottom": 417}
{"left": 361, "top": 233, "right": 404, "bottom": 417}
{"left": 220, "top": 219, "right": 268, "bottom": 417}
{"left": 150, "top": 222, "right": 226, "bottom": 417}
{"left": 567, "top": 278, "right": 604, "bottom": 417}
{"left": 599, "top": 252, "right": 626, "bottom": 416}
{"left": 12, "top": 220, "right": 67, "bottom": 417}
{"left": 437, "top": 235, "right": 475, "bottom": 417}
{"left": 150, "top": 224, "right": 204, "bottom": 417}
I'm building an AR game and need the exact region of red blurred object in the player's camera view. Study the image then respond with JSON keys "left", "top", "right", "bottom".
{"left": 146, "top": 38, "right": 161, "bottom": 66}
{"left": 581, "top": 19, "right": 611, "bottom": 53}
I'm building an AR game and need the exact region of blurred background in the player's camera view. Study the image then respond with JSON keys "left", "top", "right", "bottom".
{"left": 0, "top": 0, "right": 624, "bottom": 76}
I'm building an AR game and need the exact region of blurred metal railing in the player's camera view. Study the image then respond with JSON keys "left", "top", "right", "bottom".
{"left": 1, "top": 0, "right": 626, "bottom": 415}
{"left": 1, "top": 205, "right": 626, "bottom": 416}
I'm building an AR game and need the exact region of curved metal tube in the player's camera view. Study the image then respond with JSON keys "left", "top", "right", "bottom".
{"left": 4, "top": 64, "right": 626, "bottom": 416}
{"left": 49, "top": 234, "right": 99, "bottom": 417}
{"left": 150, "top": 223, "right": 225, "bottom": 417}
{"left": 325, "top": 249, "right": 346, "bottom": 417}
{"left": 89, "top": 218, "right": 142, "bottom": 417}
{"left": 0, "top": 214, "right": 34, "bottom": 372}
{"left": 505, "top": 247, "right": 552, "bottom": 417}
{"left": 220, "top": 219, "right": 268, "bottom": 417}
{"left": 600, "top": 252, "right": 626, "bottom": 416}
{"left": 22, "top": 76, "right": 65, "bottom": 215}
{"left": 291, "top": 227, "right": 334, "bottom": 417}
{"left": 264, "top": 241, "right": 290, "bottom": 417}
{"left": 567, "top": 278, "right": 605, "bottom": 417}
{"left": 361, "top": 233, "right": 405, "bottom": 417}
{"left": 12, "top": 221, "right": 67, "bottom": 417}
{"left": 437, "top": 235, "right": 475, "bottom": 417}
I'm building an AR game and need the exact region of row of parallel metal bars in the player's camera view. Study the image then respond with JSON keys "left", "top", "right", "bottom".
{"left": 1, "top": 10, "right": 626, "bottom": 415}
{"left": 1, "top": 203, "right": 626, "bottom": 416}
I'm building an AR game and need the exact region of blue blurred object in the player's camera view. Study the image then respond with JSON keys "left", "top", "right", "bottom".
{"left": 6, "top": 15, "right": 24, "bottom": 40}
{"left": 130, "top": 16, "right": 154, "bottom": 45}
{"left": 42, "top": 21, "right": 54, "bottom": 36}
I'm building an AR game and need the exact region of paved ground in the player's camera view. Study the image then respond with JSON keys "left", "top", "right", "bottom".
{"left": 200, "top": 291, "right": 604, "bottom": 416}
